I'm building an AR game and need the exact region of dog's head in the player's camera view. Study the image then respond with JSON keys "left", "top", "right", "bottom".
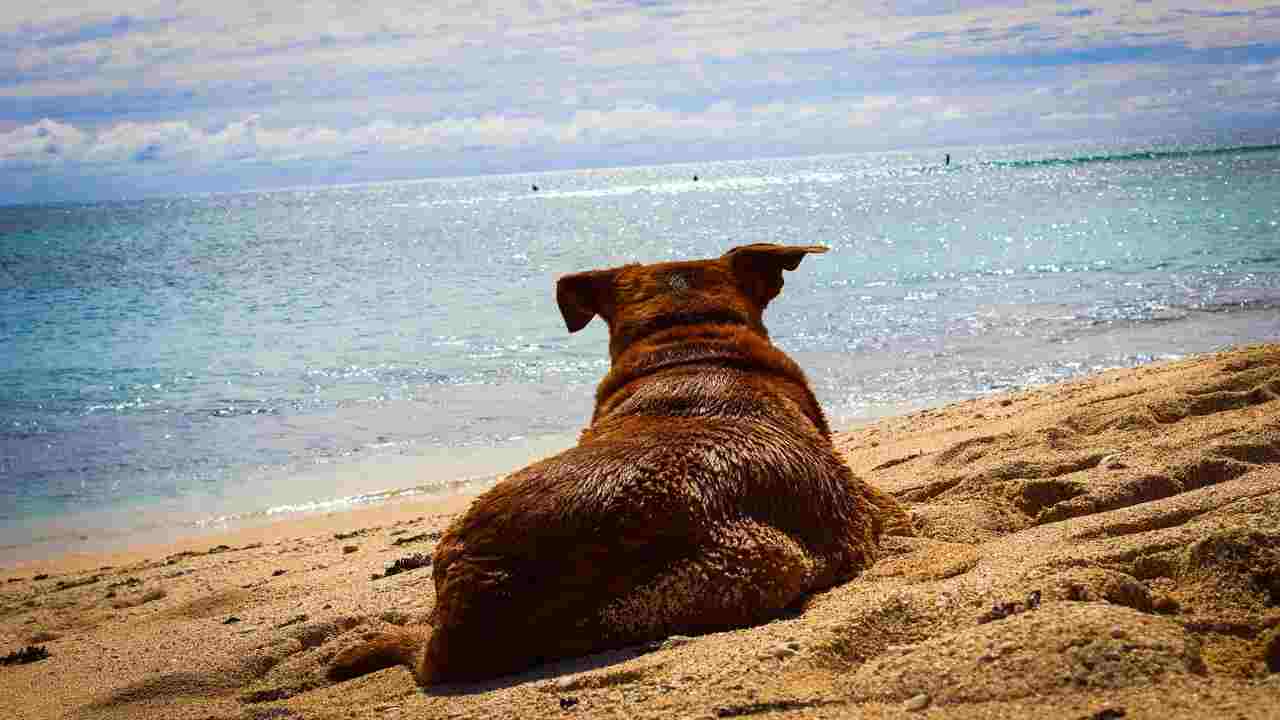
{"left": 556, "top": 244, "right": 827, "bottom": 359}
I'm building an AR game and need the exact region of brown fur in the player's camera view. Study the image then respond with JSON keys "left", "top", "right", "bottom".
{"left": 329, "top": 243, "right": 910, "bottom": 685}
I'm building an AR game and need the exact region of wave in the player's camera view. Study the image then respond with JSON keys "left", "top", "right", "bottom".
{"left": 972, "top": 143, "right": 1280, "bottom": 171}
{"left": 190, "top": 472, "right": 506, "bottom": 529}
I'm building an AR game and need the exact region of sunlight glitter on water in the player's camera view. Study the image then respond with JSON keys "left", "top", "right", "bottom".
{"left": 1, "top": 139, "right": 1278, "bottom": 553}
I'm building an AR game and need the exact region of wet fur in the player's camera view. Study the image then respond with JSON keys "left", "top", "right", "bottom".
{"left": 329, "top": 244, "right": 910, "bottom": 685}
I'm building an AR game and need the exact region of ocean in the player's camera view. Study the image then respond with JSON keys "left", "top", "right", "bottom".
{"left": 3, "top": 138, "right": 1279, "bottom": 560}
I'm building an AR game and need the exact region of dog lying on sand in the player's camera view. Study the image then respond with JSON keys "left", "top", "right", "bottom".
{"left": 329, "top": 243, "right": 910, "bottom": 684}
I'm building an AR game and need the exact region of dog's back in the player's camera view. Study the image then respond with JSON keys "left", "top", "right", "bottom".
{"left": 330, "top": 245, "right": 909, "bottom": 685}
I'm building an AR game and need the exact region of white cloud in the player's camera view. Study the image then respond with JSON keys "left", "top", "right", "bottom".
{"left": 0, "top": 91, "right": 1005, "bottom": 177}
{"left": 6, "top": 1, "right": 1278, "bottom": 107}
{"left": 0, "top": 95, "right": 922, "bottom": 174}
{"left": 2, "top": 1, "right": 1279, "bottom": 201}
{"left": 0, "top": 119, "right": 87, "bottom": 168}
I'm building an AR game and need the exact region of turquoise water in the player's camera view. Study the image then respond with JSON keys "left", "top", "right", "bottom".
{"left": 2, "top": 139, "right": 1279, "bottom": 556}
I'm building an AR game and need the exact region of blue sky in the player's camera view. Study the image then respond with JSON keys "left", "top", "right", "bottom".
{"left": 2, "top": 1, "right": 1278, "bottom": 203}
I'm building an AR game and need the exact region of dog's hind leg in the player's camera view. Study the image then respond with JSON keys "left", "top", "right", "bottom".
{"left": 596, "top": 518, "right": 823, "bottom": 640}
{"left": 328, "top": 628, "right": 428, "bottom": 682}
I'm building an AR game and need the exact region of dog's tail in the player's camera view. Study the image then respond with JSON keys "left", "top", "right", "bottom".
{"left": 328, "top": 628, "right": 427, "bottom": 682}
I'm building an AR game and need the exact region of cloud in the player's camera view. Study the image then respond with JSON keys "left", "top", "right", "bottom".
{"left": 2, "top": 1, "right": 1280, "bottom": 202}
{"left": 1181, "top": 9, "right": 1252, "bottom": 19}
{"left": 4, "top": 42, "right": 1278, "bottom": 181}
{"left": 0, "top": 114, "right": 549, "bottom": 171}
{"left": 4, "top": 1, "right": 1276, "bottom": 108}
{"left": 0, "top": 94, "right": 934, "bottom": 174}
{"left": 0, "top": 118, "right": 87, "bottom": 168}
{"left": 32, "top": 13, "right": 177, "bottom": 49}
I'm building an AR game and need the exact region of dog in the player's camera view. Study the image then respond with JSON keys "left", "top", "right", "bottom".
{"left": 329, "top": 243, "right": 910, "bottom": 684}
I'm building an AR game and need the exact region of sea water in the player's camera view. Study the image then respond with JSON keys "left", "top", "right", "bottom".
{"left": 3, "top": 138, "right": 1279, "bottom": 558}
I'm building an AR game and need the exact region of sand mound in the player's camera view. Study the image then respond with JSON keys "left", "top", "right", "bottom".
{"left": 2, "top": 344, "right": 1279, "bottom": 718}
{"left": 847, "top": 603, "right": 1205, "bottom": 703}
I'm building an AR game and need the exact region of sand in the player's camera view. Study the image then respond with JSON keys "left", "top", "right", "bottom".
{"left": 2, "top": 343, "right": 1279, "bottom": 719}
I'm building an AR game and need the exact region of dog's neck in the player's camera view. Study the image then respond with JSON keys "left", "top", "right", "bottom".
{"left": 607, "top": 309, "right": 765, "bottom": 360}
{"left": 589, "top": 324, "right": 831, "bottom": 436}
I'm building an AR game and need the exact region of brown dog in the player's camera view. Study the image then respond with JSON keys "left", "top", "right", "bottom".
{"left": 329, "top": 243, "right": 909, "bottom": 684}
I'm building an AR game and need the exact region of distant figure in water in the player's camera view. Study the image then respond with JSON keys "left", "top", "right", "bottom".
{"left": 693, "top": 174, "right": 699, "bottom": 182}
{"left": 944, "top": 154, "right": 951, "bottom": 166}
{"left": 532, "top": 184, "right": 539, "bottom": 192}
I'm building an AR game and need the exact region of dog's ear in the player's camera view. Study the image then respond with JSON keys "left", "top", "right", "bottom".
{"left": 556, "top": 269, "right": 617, "bottom": 333}
{"left": 724, "top": 244, "right": 827, "bottom": 307}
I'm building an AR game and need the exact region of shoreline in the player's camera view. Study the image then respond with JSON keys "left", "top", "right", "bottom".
{"left": 1, "top": 394, "right": 946, "bottom": 569}
{"left": 0, "top": 491, "right": 481, "bottom": 578}
{"left": 3, "top": 343, "right": 1279, "bottom": 719}
{"left": 0, "top": 341, "right": 1250, "bottom": 571}
{"left": 0, "top": 432, "right": 584, "bottom": 567}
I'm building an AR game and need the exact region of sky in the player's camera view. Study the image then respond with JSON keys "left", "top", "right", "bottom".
{"left": 1, "top": 1, "right": 1279, "bottom": 204}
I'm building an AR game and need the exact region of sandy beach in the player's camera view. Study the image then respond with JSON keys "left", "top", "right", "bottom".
{"left": 3, "top": 343, "right": 1279, "bottom": 719}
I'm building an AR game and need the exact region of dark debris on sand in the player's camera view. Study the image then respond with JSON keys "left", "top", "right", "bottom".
{"left": 714, "top": 698, "right": 842, "bottom": 717}
{"left": 390, "top": 531, "right": 442, "bottom": 547}
{"left": 378, "top": 553, "right": 432, "bottom": 578}
{"left": 977, "top": 589, "right": 1042, "bottom": 624}
{"left": 1, "top": 645, "right": 50, "bottom": 666}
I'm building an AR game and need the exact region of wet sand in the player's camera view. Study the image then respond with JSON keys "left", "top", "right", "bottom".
{"left": 3, "top": 344, "right": 1279, "bottom": 719}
